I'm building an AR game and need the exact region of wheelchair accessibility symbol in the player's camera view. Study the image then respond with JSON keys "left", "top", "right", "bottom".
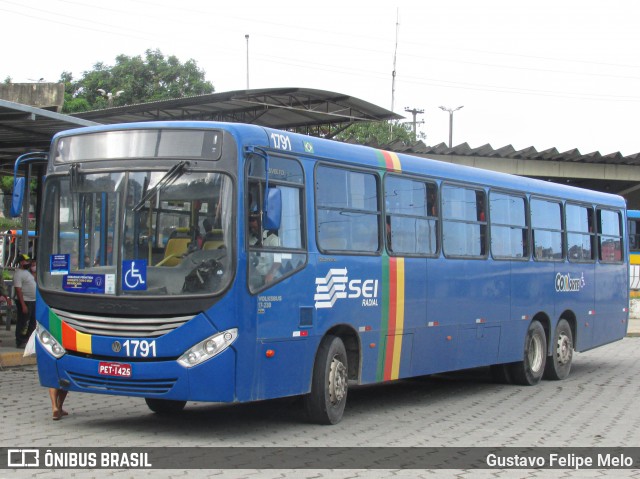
{"left": 122, "top": 260, "right": 147, "bottom": 291}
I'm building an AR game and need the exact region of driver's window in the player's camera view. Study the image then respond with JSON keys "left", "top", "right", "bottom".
{"left": 246, "top": 156, "right": 306, "bottom": 293}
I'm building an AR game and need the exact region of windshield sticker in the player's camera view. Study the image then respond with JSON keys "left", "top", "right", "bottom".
{"left": 63, "top": 274, "right": 107, "bottom": 294}
{"left": 50, "top": 254, "right": 69, "bottom": 275}
{"left": 122, "top": 260, "right": 147, "bottom": 291}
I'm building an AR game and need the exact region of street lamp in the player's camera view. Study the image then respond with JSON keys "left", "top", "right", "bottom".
{"left": 97, "top": 89, "right": 124, "bottom": 108}
{"left": 245, "top": 34, "right": 250, "bottom": 89}
{"left": 439, "top": 105, "right": 463, "bottom": 148}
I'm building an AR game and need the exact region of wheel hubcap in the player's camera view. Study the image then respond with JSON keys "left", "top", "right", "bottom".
{"left": 556, "top": 332, "right": 572, "bottom": 365}
{"left": 528, "top": 335, "right": 544, "bottom": 373}
{"left": 329, "top": 355, "right": 347, "bottom": 405}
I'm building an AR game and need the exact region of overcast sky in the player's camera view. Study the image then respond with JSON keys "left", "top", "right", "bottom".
{"left": 2, "top": 0, "right": 640, "bottom": 155}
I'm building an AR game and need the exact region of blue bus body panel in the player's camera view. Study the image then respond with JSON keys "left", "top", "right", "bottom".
{"left": 38, "top": 345, "right": 236, "bottom": 402}
{"left": 35, "top": 291, "right": 238, "bottom": 402}
{"left": 593, "top": 264, "right": 629, "bottom": 347}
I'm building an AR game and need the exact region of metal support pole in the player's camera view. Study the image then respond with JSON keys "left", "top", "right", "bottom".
{"left": 245, "top": 34, "right": 250, "bottom": 89}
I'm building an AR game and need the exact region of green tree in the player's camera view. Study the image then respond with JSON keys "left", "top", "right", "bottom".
{"left": 61, "top": 49, "right": 214, "bottom": 113}
{"left": 335, "top": 120, "right": 424, "bottom": 145}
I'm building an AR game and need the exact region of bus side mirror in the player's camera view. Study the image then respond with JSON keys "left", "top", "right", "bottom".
{"left": 263, "top": 188, "right": 281, "bottom": 230}
{"left": 10, "top": 177, "right": 25, "bottom": 218}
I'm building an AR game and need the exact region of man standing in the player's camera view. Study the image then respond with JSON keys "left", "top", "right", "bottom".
{"left": 14, "top": 254, "right": 36, "bottom": 348}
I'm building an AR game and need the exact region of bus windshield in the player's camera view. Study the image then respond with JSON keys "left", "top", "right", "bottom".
{"left": 39, "top": 168, "right": 233, "bottom": 297}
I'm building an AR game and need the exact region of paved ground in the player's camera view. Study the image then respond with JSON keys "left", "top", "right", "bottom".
{"left": 1, "top": 331, "right": 640, "bottom": 478}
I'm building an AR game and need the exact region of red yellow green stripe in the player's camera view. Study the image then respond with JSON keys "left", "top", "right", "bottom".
{"left": 48, "top": 309, "right": 93, "bottom": 354}
{"left": 375, "top": 149, "right": 405, "bottom": 381}
{"left": 381, "top": 258, "right": 405, "bottom": 380}
{"left": 376, "top": 150, "right": 402, "bottom": 171}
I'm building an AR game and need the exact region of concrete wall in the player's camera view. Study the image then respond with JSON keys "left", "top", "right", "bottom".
{"left": 0, "top": 83, "right": 64, "bottom": 112}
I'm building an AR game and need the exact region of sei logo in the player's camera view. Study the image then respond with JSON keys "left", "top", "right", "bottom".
{"left": 314, "top": 268, "right": 379, "bottom": 309}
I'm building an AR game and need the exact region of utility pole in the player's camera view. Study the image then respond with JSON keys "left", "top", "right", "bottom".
{"left": 391, "top": 9, "right": 399, "bottom": 112}
{"left": 404, "top": 107, "right": 424, "bottom": 141}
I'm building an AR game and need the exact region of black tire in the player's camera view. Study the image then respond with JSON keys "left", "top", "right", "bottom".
{"left": 543, "top": 319, "right": 573, "bottom": 380}
{"left": 304, "top": 335, "right": 348, "bottom": 425}
{"left": 145, "top": 398, "right": 187, "bottom": 414}
{"left": 509, "top": 321, "right": 547, "bottom": 385}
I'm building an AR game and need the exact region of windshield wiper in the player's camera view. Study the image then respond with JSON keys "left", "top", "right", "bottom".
{"left": 69, "top": 163, "right": 80, "bottom": 228}
{"left": 133, "top": 161, "right": 189, "bottom": 212}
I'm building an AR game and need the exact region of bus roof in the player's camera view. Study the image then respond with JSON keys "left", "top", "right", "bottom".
{"left": 53, "top": 121, "right": 627, "bottom": 209}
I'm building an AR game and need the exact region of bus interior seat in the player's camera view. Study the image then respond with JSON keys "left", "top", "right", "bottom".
{"left": 169, "top": 227, "right": 190, "bottom": 239}
{"left": 158, "top": 237, "right": 191, "bottom": 266}
{"left": 203, "top": 229, "right": 224, "bottom": 250}
{"left": 203, "top": 240, "right": 225, "bottom": 250}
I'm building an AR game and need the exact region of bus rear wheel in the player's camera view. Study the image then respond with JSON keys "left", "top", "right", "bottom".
{"left": 544, "top": 319, "right": 573, "bottom": 380}
{"left": 509, "top": 320, "right": 547, "bottom": 385}
{"left": 145, "top": 398, "right": 187, "bottom": 414}
{"left": 304, "top": 335, "right": 348, "bottom": 425}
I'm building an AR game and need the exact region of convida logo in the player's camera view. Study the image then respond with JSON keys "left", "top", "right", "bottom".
{"left": 555, "top": 272, "right": 586, "bottom": 292}
{"left": 314, "top": 268, "right": 379, "bottom": 309}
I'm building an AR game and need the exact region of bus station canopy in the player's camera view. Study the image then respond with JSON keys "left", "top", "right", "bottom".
{"left": 0, "top": 98, "right": 98, "bottom": 166}
{"left": 0, "top": 87, "right": 401, "bottom": 170}
{"left": 74, "top": 87, "right": 402, "bottom": 131}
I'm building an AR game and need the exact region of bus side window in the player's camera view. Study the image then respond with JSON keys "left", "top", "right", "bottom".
{"left": 598, "top": 209, "right": 623, "bottom": 262}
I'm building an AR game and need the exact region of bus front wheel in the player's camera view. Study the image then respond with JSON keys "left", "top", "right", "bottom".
{"left": 145, "top": 398, "right": 187, "bottom": 414}
{"left": 509, "top": 321, "right": 547, "bottom": 386}
{"left": 543, "top": 319, "right": 573, "bottom": 380}
{"left": 304, "top": 335, "right": 348, "bottom": 425}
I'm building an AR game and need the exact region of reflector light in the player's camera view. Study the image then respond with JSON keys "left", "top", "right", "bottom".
{"left": 266, "top": 350, "right": 275, "bottom": 358}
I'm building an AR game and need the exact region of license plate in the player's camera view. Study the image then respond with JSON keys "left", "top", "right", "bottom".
{"left": 98, "top": 361, "right": 132, "bottom": 377}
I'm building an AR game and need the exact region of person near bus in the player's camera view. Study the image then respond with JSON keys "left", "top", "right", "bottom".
{"left": 248, "top": 213, "right": 281, "bottom": 286}
{"left": 49, "top": 387, "right": 69, "bottom": 421}
{"left": 14, "top": 254, "right": 36, "bottom": 348}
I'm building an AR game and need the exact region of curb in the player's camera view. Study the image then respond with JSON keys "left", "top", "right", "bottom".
{"left": 0, "top": 352, "right": 36, "bottom": 368}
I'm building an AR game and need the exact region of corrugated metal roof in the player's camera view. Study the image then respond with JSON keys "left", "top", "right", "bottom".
{"left": 0, "top": 99, "right": 98, "bottom": 165}
{"left": 73, "top": 87, "right": 402, "bottom": 132}
{"left": 385, "top": 140, "right": 640, "bottom": 166}
{"left": 0, "top": 87, "right": 401, "bottom": 169}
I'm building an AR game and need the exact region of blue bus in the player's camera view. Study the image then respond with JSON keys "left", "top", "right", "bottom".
{"left": 32, "top": 122, "right": 629, "bottom": 424}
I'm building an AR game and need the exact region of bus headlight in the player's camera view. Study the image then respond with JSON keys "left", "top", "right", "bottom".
{"left": 36, "top": 323, "right": 66, "bottom": 358}
{"left": 177, "top": 328, "right": 238, "bottom": 368}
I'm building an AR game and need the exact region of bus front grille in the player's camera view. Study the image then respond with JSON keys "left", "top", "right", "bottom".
{"left": 51, "top": 308, "right": 191, "bottom": 338}
{"left": 68, "top": 371, "right": 177, "bottom": 394}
